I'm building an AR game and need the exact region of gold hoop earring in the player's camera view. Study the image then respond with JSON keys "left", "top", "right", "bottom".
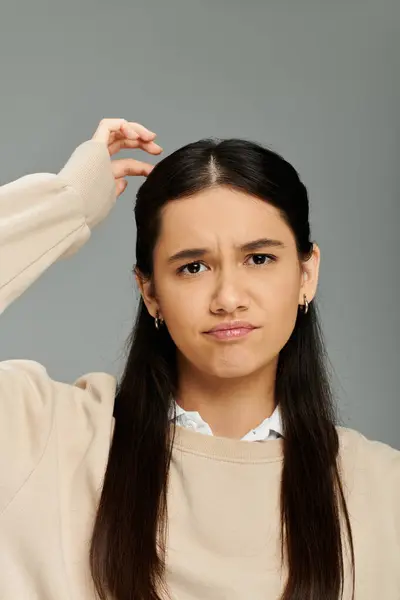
{"left": 302, "top": 294, "right": 309, "bottom": 315}
{"left": 154, "top": 311, "right": 164, "bottom": 330}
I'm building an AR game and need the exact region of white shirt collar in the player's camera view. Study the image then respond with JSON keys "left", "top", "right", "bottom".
{"left": 170, "top": 401, "right": 283, "bottom": 441}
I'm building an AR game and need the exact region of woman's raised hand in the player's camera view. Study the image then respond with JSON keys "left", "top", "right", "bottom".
{"left": 92, "top": 118, "right": 163, "bottom": 196}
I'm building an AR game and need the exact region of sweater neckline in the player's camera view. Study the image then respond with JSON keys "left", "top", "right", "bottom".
{"left": 171, "top": 423, "right": 284, "bottom": 463}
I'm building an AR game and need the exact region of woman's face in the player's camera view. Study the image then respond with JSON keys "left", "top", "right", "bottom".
{"left": 138, "top": 186, "right": 320, "bottom": 379}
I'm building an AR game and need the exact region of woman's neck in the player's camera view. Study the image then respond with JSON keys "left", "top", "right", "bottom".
{"left": 176, "top": 358, "right": 278, "bottom": 439}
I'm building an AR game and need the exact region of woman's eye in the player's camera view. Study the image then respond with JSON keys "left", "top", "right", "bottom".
{"left": 246, "top": 253, "right": 275, "bottom": 266}
{"left": 177, "top": 255, "right": 275, "bottom": 275}
{"left": 178, "top": 261, "right": 207, "bottom": 275}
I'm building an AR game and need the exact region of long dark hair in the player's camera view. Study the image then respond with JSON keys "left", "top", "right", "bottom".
{"left": 90, "top": 139, "right": 355, "bottom": 600}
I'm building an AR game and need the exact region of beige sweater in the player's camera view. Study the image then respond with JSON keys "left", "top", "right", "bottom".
{"left": 0, "top": 140, "right": 399, "bottom": 600}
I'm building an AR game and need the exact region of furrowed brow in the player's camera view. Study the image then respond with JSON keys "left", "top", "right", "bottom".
{"left": 239, "top": 238, "right": 285, "bottom": 252}
{"left": 167, "top": 238, "right": 285, "bottom": 264}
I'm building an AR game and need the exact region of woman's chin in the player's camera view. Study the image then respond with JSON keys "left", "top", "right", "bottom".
{"left": 204, "top": 361, "right": 261, "bottom": 380}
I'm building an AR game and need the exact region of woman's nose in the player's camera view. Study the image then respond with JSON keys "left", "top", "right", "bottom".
{"left": 209, "top": 272, "right": 249, "bottom": 315}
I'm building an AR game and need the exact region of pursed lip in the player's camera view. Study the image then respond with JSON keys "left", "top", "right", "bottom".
{"left": 205, "top": 321, "right": 258, "bottom": 333}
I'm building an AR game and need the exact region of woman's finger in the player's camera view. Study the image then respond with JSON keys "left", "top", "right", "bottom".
{"left": 115, "top": 178, "right": 128, "bottom": 197}
{"left": 108, "top": 137, "right": 163, "bottom": 156}
{"left": 138, "top": 140, "right": 163, "bottom": 154}
{"left": 112, "top": 157, "right": 155, "bottom": 179}
{"left": 92, "top": 119, "right": 156, "bottom": 145}
{"left": 120, "top": 121, "right": 156, "bottom": 142}
{"left": 107, "top": 130, "right": 130, "bottom": 145}
{"left": 92, "top": 119, "right": 132, "bottom": 143}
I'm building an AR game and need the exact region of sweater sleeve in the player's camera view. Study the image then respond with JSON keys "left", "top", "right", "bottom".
{"left": 360, "top": 433, "right": 400, "bottom": 555}
{"left": 0, "top": 139, "right": 116, "bottom": 314}
{"left": 392, "top": 449, "right": 400, "bottom": 553}
{"left": 0, "top": 139, "right": 116, "bottom": 512}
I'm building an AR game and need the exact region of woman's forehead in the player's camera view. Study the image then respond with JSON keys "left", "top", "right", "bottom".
{"left": 158, "top": 187, "right": 291, "bottom": 249}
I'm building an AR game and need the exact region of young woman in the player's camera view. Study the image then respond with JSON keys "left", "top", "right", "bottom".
{"left": 0, "top": 118, "right": 399, "bottom": 600}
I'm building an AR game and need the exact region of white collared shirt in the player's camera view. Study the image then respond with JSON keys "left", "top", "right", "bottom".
{"left": 171, "top": 402, "right": 283, "bottom": 441}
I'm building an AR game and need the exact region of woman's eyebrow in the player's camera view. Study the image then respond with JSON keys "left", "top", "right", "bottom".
{"left": 241, "top": 237, "right": 285, "bottom": 252}
{"left": 167, "top": 238, "right": 285, "bottom": 264}
{"left": 167, "top": 248, "right": 207, "bottom": 264}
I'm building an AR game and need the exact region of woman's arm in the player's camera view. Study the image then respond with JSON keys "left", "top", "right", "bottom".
{"left": 0, "top": 118, "right": 162, "bottom": 512}
{"left": 0, "top": 118, "right": 161, "bottom": 314}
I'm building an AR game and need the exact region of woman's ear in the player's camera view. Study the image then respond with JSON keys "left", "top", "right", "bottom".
{"left": 298, "top": 243, "right": 321, "bottom": 304}
{"left": 134, "top": 268, "right": 160, "bottom": 319}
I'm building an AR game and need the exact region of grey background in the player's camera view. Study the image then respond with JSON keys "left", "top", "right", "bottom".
{"left": 0, "top": 0, "right": 399, "bottom": 447}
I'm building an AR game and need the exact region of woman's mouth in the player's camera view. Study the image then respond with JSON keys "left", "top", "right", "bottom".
{"left": 204, "top": 321, "right": 258, "bottom": 341}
